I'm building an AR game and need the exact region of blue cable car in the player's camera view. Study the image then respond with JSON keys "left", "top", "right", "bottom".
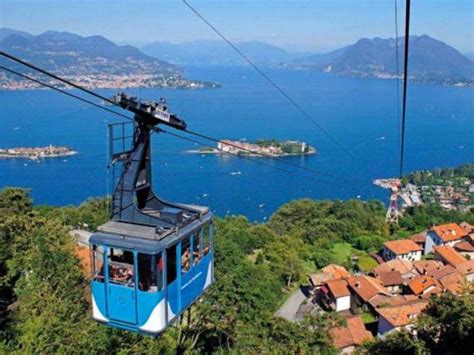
{"left": 89, "top": 93, "right": 214, "bottom": 335}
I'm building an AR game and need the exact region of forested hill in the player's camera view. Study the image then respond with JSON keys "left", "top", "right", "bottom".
{"left": 1, "top": 188, "right": 473, "bottom": 353}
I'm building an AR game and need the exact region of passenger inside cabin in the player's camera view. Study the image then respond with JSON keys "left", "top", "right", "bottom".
{"left": 181, "top": 248, "right": 191, "bottom": 272}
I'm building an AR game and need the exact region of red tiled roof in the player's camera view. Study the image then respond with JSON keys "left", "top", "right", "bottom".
{"left": 308, "top": 273, "right": 332, "bottom": 287}
{"left": 384, "top": 239, "right": 422, "bottom": 255}
{"left": 348, "top": 276, "right": 390, "bottom": 302}
{"left": 408, "top": 275, "right": 439, "bottom": 295}
{"left": 376, "top": 271, "right": 403, "bottom": 287}
{"left": 326, "top": 278, "right": 351, "bottom": 298}
{"left": 434, "top": 246, "right": 467, "bottom": 267}
{"left": 410, "top": 232, "right": 427, "bottom": 243}
{"left": 370, "top": 294, "right": 418, "bottom": 308}
{"left": 374, "top": 259, "right": 416, "bottom": 275}
{"left": 455, "top": 241, "right": 474, "bottom": 252}
{"left": 330, "top": 316, "right": 373, "bottom": 349}
{"left": 427, "top": 264, "right": 458, "bottom": 280}
{"left": 432, "top": 223, "right": 469, "bottom": 242}
{"left": 456, "top": 259, "right": 474, "bottom": 275}
{"left": 376, "top": 300, "right": 429, "bottom": 327}
{"left": 438, "top": 272, "right": 464, "bottom": 295}
{"left": 322, "top": 264, "right": 350, "bottom": 279}
{"left": 460, "top": 222, "right": 473, "bottom": 233}
{"left": 413, "top": 260, "right": 444, "bottom": 275}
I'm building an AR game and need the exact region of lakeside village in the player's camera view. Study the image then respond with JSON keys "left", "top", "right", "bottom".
{"left": 0, "top": 145, "right": 77, "bottom": 160}
{"left": 374, "top": 171, "right": 474, "bottom": 214}
{"left": 275, "top": 222, "right": 474, "bottom": 353}
{"left": 195, "top": 139, "right": 316, "bottom": 157}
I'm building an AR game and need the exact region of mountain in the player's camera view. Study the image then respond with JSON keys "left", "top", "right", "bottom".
{"left": 285, "top": 35, "right": 474, "bottom": 86}
{"left": 141, "top": 40, "right": 308, "bottom": 66}
{"left": 0, "top": 27, "right": 33, "bottom": 41}
{"left": 0, "top": 29, "right": 217, "bottom": 90}
{"left": 465, "top": 52, "right": 474, "bottom": 61}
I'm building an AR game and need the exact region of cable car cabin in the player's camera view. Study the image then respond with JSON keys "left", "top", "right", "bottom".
{"left": 89, "top": 212, "right": 214, "bottom": 335}
{"left": 88, "top": 93, "right": 215, "bottom": 335}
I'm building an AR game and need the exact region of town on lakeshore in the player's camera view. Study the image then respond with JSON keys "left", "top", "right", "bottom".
{"left": 374, "top": 166, "right": 474, "bottom": 213}
{"left": 0, "top": 145, "right": 77, "bottom": 160}
{"left": 194, "top": 139, "right": 316, "bottom": 157}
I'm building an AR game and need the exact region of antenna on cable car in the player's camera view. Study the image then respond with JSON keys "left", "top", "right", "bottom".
{"left": 89, "top": 93, "right": 214, "bottom": 335}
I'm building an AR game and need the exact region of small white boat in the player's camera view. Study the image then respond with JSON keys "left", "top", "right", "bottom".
{"left": 259, "top": 203, "right": 265, "bottom": 208}
{"left": 230, "top": 171, "right": 242, "bottom": 176}
{"left": 203, "top": 193, "right": 208, "bottom": 197}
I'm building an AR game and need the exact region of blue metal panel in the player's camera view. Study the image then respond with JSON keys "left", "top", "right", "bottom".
{"left": 136, "top": 289, "right": 163, "bottom": 325}
{"left": 107, "top": 283, "right": 137, "bottom": 324}
{"left": 92, "top": 280, "right": 107, "bottom": 318}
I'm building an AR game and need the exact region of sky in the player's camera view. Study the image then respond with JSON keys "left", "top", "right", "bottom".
{"left": 0, "top": 0, "right": 473, "bottom": 53}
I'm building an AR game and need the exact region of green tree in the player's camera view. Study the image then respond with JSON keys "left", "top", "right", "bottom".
{"left": 417, "top": 293, "right": 474, "bottom": 354}
{"left": 364, "top": 330, "right": 427, "bottom": 355}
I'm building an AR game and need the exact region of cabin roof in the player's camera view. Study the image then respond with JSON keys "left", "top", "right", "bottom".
{"left": 90, "top": 212, "right": 213, "bottom": 253}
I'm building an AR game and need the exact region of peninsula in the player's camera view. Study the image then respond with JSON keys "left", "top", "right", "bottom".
{"left": 195, "top": 139, "right": 316, "bottom": 157}
{"left": 0, "top": 145, "right": 77, "bottom": 160}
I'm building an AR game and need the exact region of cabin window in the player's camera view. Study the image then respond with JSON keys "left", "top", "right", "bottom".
{"left": 107, "top": 247, "right": 135, "bottom": 287}
{"left": 192, "top": 230, "right": 202, "bottom": 265}
{"left": 166, "top": 244, "right": 177, "bottom": 285}
{"left": 91, "top": 245, "right": 105, "bottom": 282}
{"left": 181, "top": 237, "right": 191, "bottom": 273}
{"left": 203, "top": 224, "right": 211, "bottom": 256}
{"left": 138, "top": 253, "right": 163, "bottom": 292}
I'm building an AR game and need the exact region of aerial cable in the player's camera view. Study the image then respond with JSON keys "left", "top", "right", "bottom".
{"left": 0, "top": 51, "right": 119, "bottom": 108}
{"left": 394, "top": 0, "right": 402, "bottom": 172}
{"left": 0, "top": 64, "right": 361, "bottom": 188}
{"left": 0, "top": 66, "right": 133, "bottom": 122}
{"left": 157, "top": 127, "right": 353, "bottom": 189}
{"left": 0, "top": 57, "right": 369, "bottom": 187}
{"left": 399, "top": 0, "right": 411, "bottom": 178}
{"left": 184, "top": 128, "right": 367, "bottom": 185}
{"left": 181, "top": 0, "right": 377, "bottom": 174}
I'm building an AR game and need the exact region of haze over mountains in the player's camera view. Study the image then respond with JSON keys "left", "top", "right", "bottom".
{"left": 0, "top": 28, "right": 216, "bottom": 90}
{"left": 0, "top": 28, "right": 472, "bottom": 89}
{"left": 143, "top": 35, "right": 474, "bottom": 86}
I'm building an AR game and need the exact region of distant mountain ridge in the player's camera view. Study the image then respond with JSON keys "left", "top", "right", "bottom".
{"left": 141, "top": 40, "right": 309, "bottom": 66}
{"left": 0, "top": 28, "right": 217, "bottom": 90}
{"left": 285, "top": 35, "right": 474, "bottom": 86}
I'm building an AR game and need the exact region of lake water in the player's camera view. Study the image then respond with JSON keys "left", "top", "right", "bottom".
{"left": 0, "top": 67, "right": 473, "bottom": 221}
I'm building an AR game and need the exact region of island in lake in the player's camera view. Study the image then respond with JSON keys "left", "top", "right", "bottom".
{"left": 0, "top": 145, "right": 77, "bottom": 160}
{"left": 193, "top": 139, "right": 316, "bottom": 157}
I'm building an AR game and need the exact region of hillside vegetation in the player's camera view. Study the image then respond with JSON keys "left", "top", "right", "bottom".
{"left": 0, "top": 188, "right": 472, "bottom": 353}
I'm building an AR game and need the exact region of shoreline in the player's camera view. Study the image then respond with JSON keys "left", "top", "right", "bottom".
{"left": 0, "top": 150, "right": 78, "bottom": 160}
{"left": 186, "top": 149, "right": 317, "bottom": 157}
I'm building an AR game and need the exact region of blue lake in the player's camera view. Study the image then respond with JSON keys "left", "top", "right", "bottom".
{"left": 0, "top": 67, "right": 473, "bottom": 221}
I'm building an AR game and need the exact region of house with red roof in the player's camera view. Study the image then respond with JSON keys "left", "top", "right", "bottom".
{"left": 382, "top": 239, "right": 422, "bottom": 262}
{"left": 433, "top": 246, "right": 467, "bottom": 268}
{"left": 319, "top": 278, "right": 351, "bottom": 312}
{"left": 376, "top": 300, "right": 429, "bottom": 336}
{"left": 330, "top": 316, "right": 373, "bottom": 354}
{"left": 425, "top": 223, "right": 469, "bottom": 254}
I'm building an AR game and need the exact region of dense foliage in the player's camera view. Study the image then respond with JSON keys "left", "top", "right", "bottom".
{"left": 405, "top": 163, "right": 474, "bottom": 187}
{"left": 0, "top": 187, "right": 472, "bottom": 353}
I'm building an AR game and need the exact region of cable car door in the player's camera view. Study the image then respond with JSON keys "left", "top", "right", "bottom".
{"left": 105, "top": 247, "right": 138, "bottom": 324}
{"left": 166, "top": 243, "right": 179, "bottom": 322}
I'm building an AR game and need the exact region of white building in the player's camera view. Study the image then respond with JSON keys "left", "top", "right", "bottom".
{"left": 382, "top": 240, "right": 422, "bottom": 262}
